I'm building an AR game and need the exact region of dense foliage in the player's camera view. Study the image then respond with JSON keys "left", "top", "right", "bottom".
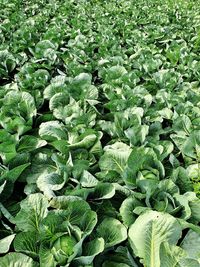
{"left": 1, "top": 0, "right": 200, "bottom": 266}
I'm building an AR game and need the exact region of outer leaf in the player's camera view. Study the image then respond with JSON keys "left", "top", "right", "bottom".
{"left": 96, "top": 245, "right": 139, "bottom": 267}
{"left": 73, "top": 238, "right": 104, "bottom": 265}
{"left": 129, "top": 211, "right": 182, "bottom": 267}
{"left": 178, "top": 258, "right": 200, "bottom": 267}
{"left": 0, "top": 252, "right": 38, "bottom": 267}
{"left": 49, "top": 196, "right": 89, "bottom": 210}
{"left": 17, "top": 136, "right": 47, "bottom": 152}
{"left": 15, "top": 193, "right": 49, "bottom": 232}
{"left": 39, "top": 242, "right": 56, "bottom": 267}
{"left": 96, "top": 217, "right": 127, "bottom": 248}
{"left": 159, "top": 242, "right": 187, "bottom": 267}
{"left": 0, "top": 163, "right": 30, "bottom": 201}
{"left": 181, "top": 230, "right": 200, "bottom": 261}
{"left": 39, "top": 121, "right": 67, "bottom": 142}
{"left": 120, "top": 196, "right": 143, "bottom": 227}
{"left": 88, "top": 183, "right": 115, "bottom": 200}
{"left": 0, "top": 234, "right": 16, "bottom": 254}
{"left": 14, "top": 231, "right": 39, "bottom": 258}
{"left": 103, "top": 263, "right": 130, "bottom": 267}
{"left": 68, "top": 133, "right": 97, "bottom": 149}
{"left": 80, "top": 170, "right": 99, "bottom": 188}
{"left": 99, "top": 142, "right": 132, "bottom": 174}
{"left": 49, "top": 196, "right": 97, "bottom": 235}
{"left": 37, "top": 172, "right": 66, "bottom": 198}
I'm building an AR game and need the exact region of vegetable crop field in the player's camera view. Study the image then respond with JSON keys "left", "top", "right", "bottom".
{"left": 1, "top": 0, "right": 200, "bottom": 266}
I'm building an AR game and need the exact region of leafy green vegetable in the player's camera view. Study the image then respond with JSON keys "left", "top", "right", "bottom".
{"left": 1, "top": 0, "right": 200, "bottom": 265}
{"left": 51, "top": 234, "right": 77, "bottom": 265}
{"left": 0, "top": 252, "right": 38, "bottom": 267}
{"left": 129, "top": 210, "right": 182, "bottom": 267}
{"left": 0, "top": 234, "right": 16, "bottom": 254}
